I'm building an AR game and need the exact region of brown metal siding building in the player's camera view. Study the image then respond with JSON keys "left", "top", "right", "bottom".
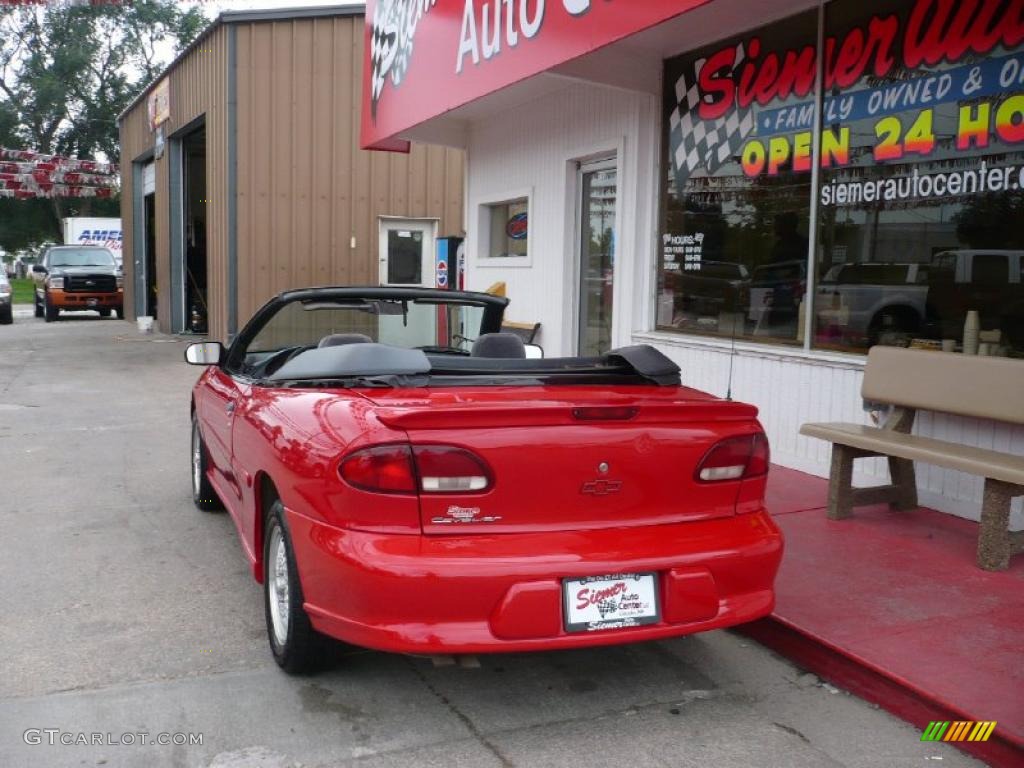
{"left": 118, "top": 6, "right": 464, "bottom": 342}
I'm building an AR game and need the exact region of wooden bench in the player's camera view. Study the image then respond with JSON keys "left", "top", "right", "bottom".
{"left": 800, "top": 346, "right": 1024, "bottom": 571}
{"left": 501, "top": 321, "right": 541, "bottom": 344}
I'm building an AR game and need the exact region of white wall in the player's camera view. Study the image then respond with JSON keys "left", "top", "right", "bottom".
{"left": 463, "top": 80, "right": 1023, "bottom": 531}
{"left": 465, "top": 81, "right": 658, "bottom": 356}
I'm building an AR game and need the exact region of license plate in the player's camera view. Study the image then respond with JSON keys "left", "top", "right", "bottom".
{"left": 86, "top": 298, "right": 99, "bottom": 307}
{"left": 563, "top": 573, "right": 660, "bottom": 633}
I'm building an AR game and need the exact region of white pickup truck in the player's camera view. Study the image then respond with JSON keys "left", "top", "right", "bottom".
{"left": 815, "top": 262, "right": 929, "bottom": 347}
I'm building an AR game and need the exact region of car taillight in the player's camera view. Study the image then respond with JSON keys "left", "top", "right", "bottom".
{"left": 338, "top": 445, "right": 417, "bottom": 494}
{"left": 413, "top": 446, "right": 492, "bottom": 493}
{"left": 695, "top": 433, "right": 770, "bottom": 482}
{"left": 339, "top": 444, "right": 492, "bottom": 494}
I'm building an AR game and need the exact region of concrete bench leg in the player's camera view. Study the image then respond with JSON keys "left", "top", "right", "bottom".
{"left": 827, "top": 445, "right": 855, "bottom": 521}
{"left": 887, "top": 457, "right": 918, "bottom": 510}
{"left": 977, "top": 479, "right": 1020, "bottom": 571}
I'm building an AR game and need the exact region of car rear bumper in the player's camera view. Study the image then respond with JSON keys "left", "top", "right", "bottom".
{"left": 47, "top": 288, "right": 122, "bottom": 309}
{"left": 286, "top": 508, "right": 783, "bottom": 654}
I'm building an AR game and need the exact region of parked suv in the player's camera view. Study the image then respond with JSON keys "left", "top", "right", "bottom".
{"left": 816, "top": 262, "right": 929, "bottom": 346}
{"left": 33, "top": 245, "right": 123, "bottom": 322}
{"left": 0, "top": 272, "right": 12, "bottom": 325}
{"left": 670, "top": 260, "right": 751, "bottom": 318}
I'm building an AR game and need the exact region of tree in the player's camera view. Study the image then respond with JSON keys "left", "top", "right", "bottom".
{"left": 0, "top": 0, "right": 205, "bottom": 252}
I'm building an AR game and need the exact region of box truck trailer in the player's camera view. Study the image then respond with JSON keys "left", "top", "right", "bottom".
{"left": 62, "top": 218, "right": 122, "bottom": 270}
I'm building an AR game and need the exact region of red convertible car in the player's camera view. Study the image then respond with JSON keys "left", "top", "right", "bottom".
{"left": 186, "top": 287, "right": 782, "bottom": 672}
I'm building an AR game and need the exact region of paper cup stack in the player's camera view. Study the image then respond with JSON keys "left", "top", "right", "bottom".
{"left": 962, "top": 311, "right": 980, "bottom": 355}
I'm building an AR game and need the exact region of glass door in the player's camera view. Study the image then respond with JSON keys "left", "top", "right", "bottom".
{"left": 378, "top": 218, "right": 437, "bottom": 287}
{"left": 577, "top": 158, "right": 618, "bottom": 356}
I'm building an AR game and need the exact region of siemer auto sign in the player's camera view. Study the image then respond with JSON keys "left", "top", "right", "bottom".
{"left": 362, "top": 0, "right": 712, "bottom": 150}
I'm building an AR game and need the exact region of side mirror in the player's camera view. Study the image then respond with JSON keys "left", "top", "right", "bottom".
{"left": 31, "top": 264, "right": 47, "bottom": 274}
{"left": 524, "top": 344, "right": 544, "bottom": 359}
{"left": 185, "top": 342, "right": 224, "bottom": 366}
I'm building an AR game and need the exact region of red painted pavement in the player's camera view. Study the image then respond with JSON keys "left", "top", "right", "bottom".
{"left": 749, "top": 465, "right": 1023, "bottom": 766}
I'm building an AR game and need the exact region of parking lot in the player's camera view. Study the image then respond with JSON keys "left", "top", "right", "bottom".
{"left": 0, "top": 313, "right": 980, "bottom": 768}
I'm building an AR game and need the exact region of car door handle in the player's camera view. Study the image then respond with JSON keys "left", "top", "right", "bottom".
{"left": 226, "top": 402, "right": 235, "bottom": 414}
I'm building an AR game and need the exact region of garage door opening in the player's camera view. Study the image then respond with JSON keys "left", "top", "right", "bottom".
{"left": 181, "top": 126, "right": 207, "bottom": 334}
{"left": 143, "top": 192, "right": 157, "bottom": 317}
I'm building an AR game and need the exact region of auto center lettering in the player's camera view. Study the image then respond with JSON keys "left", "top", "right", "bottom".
{"left": 697, "top": 0, "right": 1024, "bottom": 122}
{"left": 371, "top": 0, "right": 606, "bottom": 112}
{"left": 457, "top": 0, "right": 606, "bottom": 74}
{"left": 668, "top": 0, "right": 1024, "bottom": 194}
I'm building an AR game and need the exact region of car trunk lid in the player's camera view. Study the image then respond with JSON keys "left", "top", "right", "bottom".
{"left": 364, "top": 386, "right": 763, "bottom": 535}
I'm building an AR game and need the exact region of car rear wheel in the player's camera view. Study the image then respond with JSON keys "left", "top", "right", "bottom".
{"left": 99, "top": 308, "right": 112, "bottom": 318}
{"left": 265, "top": 501, "right": 325, "bottom": 674}
{"left": 191, "top": 416, "right": 223, "bottom": 511}
{"left": 115, "top": 306, "right": 124, "bottom": 319}
{"left": 44, "top": 294, "right": 59, "bottom": 323}
{"left": 34, "top": 298, "right": 43, "bottom": 318}
{"left": 0, "top": 303, "right": 11, "bottom": 325}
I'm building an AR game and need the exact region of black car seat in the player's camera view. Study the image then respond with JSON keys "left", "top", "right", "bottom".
{"left": 470, "top": 333, "right": 526, "bottom": 358}
{"left": 318, "top": 333, "right": 373, "bottom": 348}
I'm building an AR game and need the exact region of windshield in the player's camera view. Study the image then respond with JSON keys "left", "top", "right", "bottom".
{"left": 242, "top": 297, "right": 489, "bottom": 376}
{"left": 49, "top": 248, "right": 115, "bottom": 267}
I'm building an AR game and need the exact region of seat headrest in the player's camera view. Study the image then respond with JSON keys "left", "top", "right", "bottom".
{"left": 471, "top": 332, "right": 526, "bottom": 359}
{"left": 318, "top": 333, "right": 373, "bottom": 348}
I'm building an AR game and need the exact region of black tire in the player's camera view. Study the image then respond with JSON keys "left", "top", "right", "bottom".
{"left": 34, "top": 297, "right": 43, "bottom": 318}
{"left": 115, "top": 306, "right": 124, "bottom": 319}
{"left": 264, "top": 500, "right": 325, "bottom": 673}
{"left": 44, "top": 294, "right": 59, "bottom": 323}
{"left": 191, "top": 415, "right": 224, "bottom": 511}
{"left": 99, "top": 308, "right": 112, "bottom": 318}
{"left": 0, "top": 303, "right": 12, "bottom": 325}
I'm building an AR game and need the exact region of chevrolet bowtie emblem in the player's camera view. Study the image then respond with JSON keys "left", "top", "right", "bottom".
{"left": 581, "top": 480, "right": 623, "bottom": 496}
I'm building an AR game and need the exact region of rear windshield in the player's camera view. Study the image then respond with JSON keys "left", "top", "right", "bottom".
{"left": 48, "top": 248, "right": 115, "bottom": 267}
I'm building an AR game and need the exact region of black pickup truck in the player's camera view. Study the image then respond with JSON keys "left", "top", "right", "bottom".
{"left": 32, "top": 245, "right": 123, "bottom": 322}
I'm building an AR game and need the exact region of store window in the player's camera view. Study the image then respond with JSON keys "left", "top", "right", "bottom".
{"left": 659, "top": 11, "right": 818, "bottom": 345}
{"left": 658, "top": 0, "right": 1024, "bottom": 358}
{"left": 482, "top": 197, "right": 529, "bottom": 259}
{"left": 815, "top": 0, "right": 1024, "bottom": 356}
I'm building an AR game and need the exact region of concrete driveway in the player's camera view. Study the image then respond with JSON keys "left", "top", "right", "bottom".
{"left": 0, "top": 313, "right": 980, "bottom": 768}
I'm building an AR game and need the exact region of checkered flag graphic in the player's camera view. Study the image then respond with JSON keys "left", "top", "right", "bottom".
{"left": 669, "top": 44, "right": 756, "bottom": 187}
{"left": 369, "top": 0, "right": 412, "bottom": 120}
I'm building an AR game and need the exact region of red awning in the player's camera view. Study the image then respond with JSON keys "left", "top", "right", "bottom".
{"left": 361, "top": 0, "right": 712, "bottom": 150}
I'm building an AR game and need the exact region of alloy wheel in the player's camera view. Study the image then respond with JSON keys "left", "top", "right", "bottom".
{"left": 267, "top": 526, "right": 290, "bottom": 647}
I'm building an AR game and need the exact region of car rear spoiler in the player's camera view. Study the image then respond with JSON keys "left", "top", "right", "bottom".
{"left": 606, "top": 346, "right": 681, "bottom": 386}
{"left": 426, "top": 345, "right": 681, "bottom": 386}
